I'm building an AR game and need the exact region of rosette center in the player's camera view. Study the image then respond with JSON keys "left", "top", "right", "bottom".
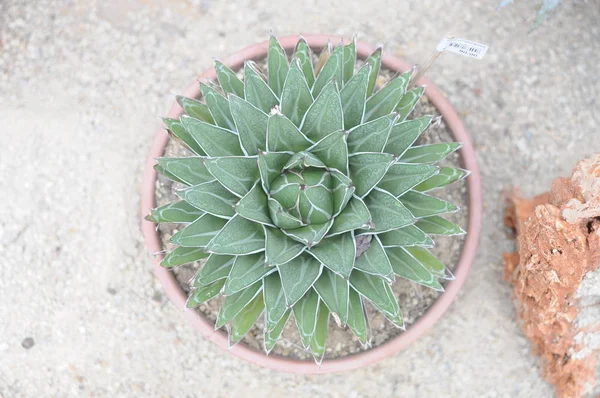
{"left": 269, "top": 167, "right": 334, "bottom": 226}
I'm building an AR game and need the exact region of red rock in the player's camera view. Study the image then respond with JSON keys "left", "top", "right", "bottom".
{"left": 504, "top": 154, "right": 600, "bottom": 398}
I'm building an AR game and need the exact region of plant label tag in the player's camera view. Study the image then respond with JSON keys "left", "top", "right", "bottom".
{"left": 436, "top": 37, "right": 488, "bottom": 60}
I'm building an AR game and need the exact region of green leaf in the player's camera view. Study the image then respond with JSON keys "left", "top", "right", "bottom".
{"left": 310, "top": 301, "right": 330, "bottom": 362}
{"left": 229, "top": 95, "right": 268, "bottom": 156}
{"left": 307, "top": 130, "right": 348, "bottom": 173}
{"left": 296, "top": 165, "right": 335, "bottom": 218}
{"left": 350, "top": 270, "right": 402, "bottom": 325}
{"left": 163, "top": 117, "right": 205, "bottom": 155}
{"left": 258, "top": 151, "right": 292, "bottom": 191}
{"left": 267, "top": 35, "right": 290, "bottom": 97}
{"left": 328, "top": 196, "right": 372, "bottom": 236}
{"left": 292, "top": 289, "right": 319, "bottom": 348}
{"left": 384, "top": 116, "right": 432, "bottom": 156}
{"left": 386, "top": 247, "right": 443, "bottom": 291}
{"left": 340, "top": 64, "right": 370, "bottom": 130}
{"left": 364, "top": 47, "right": 382, "bottom": 97}
{"left": 364, "top": 70, "right": 411, "bottom": 122}
{"left": 297, "top": 177, "right": 334, "bottom": 226}
{"left": 244, "top": 61, "right": 279, "bottom": 113}
{"left": 353, "top": 235, "right": 394, "bottom": 282}
{"left": 215, "top": 281, "right": 262, "bottom": 328}
{"left": 180, "top": 115, "right": 244, "bottom": 156}
{"left": 385, "top": 307, "right": 405, "bottom": 329}
{"left": 283, "top": 151, "right": 326, "bottom": 169}
{"left": 267, "top": 198, "right": 306, "bottom": 229}
{"left": 398, "top": 190, "right": 458, "bottom": 218}
{"left": 230, "top": 293, "right": 264, "bottom": 344}
{"left": 314, "top": 268, "right": 349, "bottom": 325}
{"left": 347, "top": 114, "right": 396, "bottom": 153}
{"left": 193, "top": 254, "right": 235, "bottom": 287}
{"left": 312, "top": 43, "right": 343, "bottom": 97}
{"left": 203, "top": 156, "right": 260, "bottom": 197}
{"left": 156, "top": 157, "right": 213, "bottom": 186}
{"left": 415, "top": 215, "right": 465, "bottom": 236}
{"left": 205, "top": 215, "right": 266, "bottom": 255}
{"left": 263, "top": 272, "right": 288, "bottom": 330}
{"left": 265, "top": 227, "right": 305, "bottom": 266}
{"left": 266, "top": 113, "right": 312, "bottom": 153}
{"left": 264, "top": 310, "right": 290, "bottom": 353}
{"left": 214, "top": 60, "right": 245, "bottom": 97}
{"left": 281, "top": 60, "right": 313, "bottom": 126}
{"left": 330, "top": 170, "right": 355, "bottom": 217}
{"left": 199, "top": 83, "right": 236, "bottom": 131}
{"left": 272, "top": 169, "right": 334, "bottom": 225}
{"left": 348, "top": 152, "right": 396, "bottom": 197}
{"left": 377, "top": 163, "right": 439, "bottom": 197}
{"left": 405, "top": 246, "right": 446, "bottom": 278}
{"left": 294, "top": 38, "right": 315, "bottom": 88}
{"left": 146, "top": 200, "right": 204, "bottom": 223}
{"left": 170, "top": 214, "right": 228, "bottom": 247}
{"left": 362, "top": 189, "right": 415, "bottom": 233}
{"left": 235, "top": 183, "right": 273, "bottom": 226}
{"left": 308, "top": 232, "right": 355, "bottom": 278}
{"left": 400, "top": 142, "right": 462, "bottom": 163}
{"left": 414, "top": 167, "right": 468, "bottom": 192}
{"left": 278, "top": 254, "right": 322, "bottom": 306}
{"left": 342, "top": 38, "right": 356, "bottom": 84}
{"left": 378, "top": 224, "right": 434, "bottom": 248}
{"left": 347, "top": 288, "right": 368, "bottom": 345}
{"left": 281, "top": 219, "right": 333, "bottom": 248}
{"left": 497, "top": 0, "right": 514, "bottom": 10}
{"left": 396, "top": 86, "right": 425, "bottom": 122}
{"left": 269, "top": 172, "right": 302, "bottom": 211}
{"left": 186, "top": 279, "right": 225, "bottom": 308}
{"left": 155, "top": 163, "right": 187, "bottom": 185}
{"left": 175, "top": 96, "right": 215, "bottom": 124}
{"left": 161, "top": 246, "right": 209, "bottom": 268}
{"left": 178, "top": 180, "right": 237, "bottom": 218}
{"left": 301, "top": 81, "right": 343, "bottom": 142}
{"left": 224, "top": 253, "right": 272, "bottom": 295}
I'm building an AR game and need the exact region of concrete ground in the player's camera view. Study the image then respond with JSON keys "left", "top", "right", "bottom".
{"left": 1, "top": 0, "right": 598, "bottom": 396}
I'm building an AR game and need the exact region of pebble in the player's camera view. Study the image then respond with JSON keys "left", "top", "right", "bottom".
{"left": 21, "top": 338, "right": 35, "bottom": 350}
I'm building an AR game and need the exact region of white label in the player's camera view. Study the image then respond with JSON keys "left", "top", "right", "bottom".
{"left": 436, "top": 37, "right": 488, "bottom": 60}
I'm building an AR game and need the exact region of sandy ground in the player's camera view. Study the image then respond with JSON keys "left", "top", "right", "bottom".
{"left": 0, "top": 0, "right": 599, "bottom": 397}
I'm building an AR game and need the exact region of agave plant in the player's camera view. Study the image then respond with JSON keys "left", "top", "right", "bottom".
{"left": 147, "top": 35, "right": 468, "bottom": 362}
{"left": 498, "top": 0, "right": 562, "bottom": 27}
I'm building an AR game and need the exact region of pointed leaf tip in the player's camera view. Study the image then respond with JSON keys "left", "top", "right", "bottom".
{"left": 301, "top": 80, "right": 343, "bottom": 142}
{"left": 268, "top": 35, "right": 290, "bottom": 97}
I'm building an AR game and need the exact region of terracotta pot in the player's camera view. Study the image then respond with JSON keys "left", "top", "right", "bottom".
{"left": 141, "top": 34, "right": 482, "bottom": 374}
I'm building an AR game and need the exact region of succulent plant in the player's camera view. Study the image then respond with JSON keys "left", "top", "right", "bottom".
{"left": 148, "top": 35, "right": 468, "bottom": 362}
{"left": 498, "top": 0, "right": 562, "bottom": 27}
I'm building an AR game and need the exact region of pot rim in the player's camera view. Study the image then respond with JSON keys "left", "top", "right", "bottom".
{"left": 140, "top": 34, "right": 482, "bottom": 374}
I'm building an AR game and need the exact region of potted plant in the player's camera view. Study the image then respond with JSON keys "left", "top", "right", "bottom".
{"left": 141, "top": 34, "right": 482, "bottom": 373}
{"left": 498, "top": 0, "right": 563, "bottom": 27}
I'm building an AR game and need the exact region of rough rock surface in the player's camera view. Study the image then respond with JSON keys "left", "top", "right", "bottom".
{"left": 504, "top": 154, "right": 600, "bottom": 397}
